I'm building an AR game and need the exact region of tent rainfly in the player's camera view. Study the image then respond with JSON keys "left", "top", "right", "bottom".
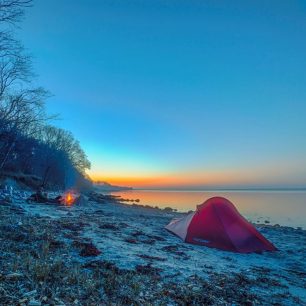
{"left": 165, "top": 197, "right": 277, "bottom": 253}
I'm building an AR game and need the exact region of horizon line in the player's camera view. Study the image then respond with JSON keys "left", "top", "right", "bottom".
{"left": 93, "top": 181, "right": 306, "bottom": 191}
{"left": 125, "top": 187, "right": 306, "bottom": 192}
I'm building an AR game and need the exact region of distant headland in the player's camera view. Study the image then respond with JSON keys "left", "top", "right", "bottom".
{"left": 94, "top": 181, "right": 133, "bottom": 192}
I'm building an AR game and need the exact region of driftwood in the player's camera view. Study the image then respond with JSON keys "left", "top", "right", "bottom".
{"left": 27, "top": 193, "right": 63, "bottom": 204}
{"left": 27, "top": 193, "right": 84, "bottom": 206}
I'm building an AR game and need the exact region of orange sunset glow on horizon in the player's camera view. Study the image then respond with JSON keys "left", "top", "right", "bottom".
{"left": 88, "top": 161, "right": 305, "bottom": 189}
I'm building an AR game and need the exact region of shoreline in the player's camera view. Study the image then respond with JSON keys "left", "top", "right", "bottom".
{"left": 102, "top": 190, "right": 306, "bottom": 230}
{"left": 0, "top": 191, "right": 305, "bottom": 305}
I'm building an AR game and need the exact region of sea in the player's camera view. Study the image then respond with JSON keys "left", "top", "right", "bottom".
{"left": 109, "top": 189, "right": 306, "bottom": 229}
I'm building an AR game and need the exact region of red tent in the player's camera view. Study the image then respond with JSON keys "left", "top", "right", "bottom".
{"left": 165, "top": 196, "right": 277, "bottom": 253}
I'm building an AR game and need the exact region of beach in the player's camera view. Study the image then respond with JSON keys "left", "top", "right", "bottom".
{"left": 0, "top": 191, "right": 305, "bottom": 305}
{"left": 1, "top": 1, "right": 306, "bottom": 305}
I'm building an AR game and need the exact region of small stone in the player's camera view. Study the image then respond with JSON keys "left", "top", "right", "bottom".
{"left": 28, "top": 300, "right": 41, "bottom": 306}
{"left": 23, "top": 290, "right": 37, "bottom": 297}
{"left": 54, "top": 297, "right": 66, "bottom": 305}
{"left": 19, "top": 298, "right": 28, "bottom": 303}
{"left": 6, "top": 272, "right": 23, "bottom": 279}
{"left": 192, "top": 286, "right": 201, "bottom": 293}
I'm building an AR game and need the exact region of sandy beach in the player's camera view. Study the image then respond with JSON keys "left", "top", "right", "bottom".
{"left": 0, "top": 191, "right": 305, "bottom": 305}
{"left": 1, "top": 1, "right": 306, "bottom": 305}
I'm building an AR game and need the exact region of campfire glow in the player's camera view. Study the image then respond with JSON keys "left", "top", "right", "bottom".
{"left": 65, "top": 192, "right": 74, "bottom": 206}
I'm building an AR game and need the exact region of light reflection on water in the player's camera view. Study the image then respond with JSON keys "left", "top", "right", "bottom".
{"left": 110, "top": 190, "right": 306, "bottom": 228}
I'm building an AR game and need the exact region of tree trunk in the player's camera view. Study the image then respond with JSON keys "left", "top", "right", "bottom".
{"left": 0, "top": 141, "right": 15, "bottom": 171}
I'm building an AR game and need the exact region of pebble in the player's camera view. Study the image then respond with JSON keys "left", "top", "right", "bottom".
{"left": 192, "top": 286, "right": 201, "bottom": 293}
{"left": 28, "top": 300, "right": 41, "bottom": 306}
{"left": 54, "top": 297, "right": 66, "bottom": 305}
{"left": 18, "top": 298, "right": 28, "bottom": 304}
{"left": 6, "top": 272, "right": 23, "bottom": 279}
{"left": 23, "top": 290, "right": 37, "bottom": 297}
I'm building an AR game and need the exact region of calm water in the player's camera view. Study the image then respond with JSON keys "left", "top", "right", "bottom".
{"left": 110, "top": 190, "right": 306, "bottom": 228}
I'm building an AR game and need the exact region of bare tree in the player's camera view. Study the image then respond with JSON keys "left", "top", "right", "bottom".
{"left": 40, "top": 125, "right": 91, "bottom": 173}
{"left": 0, "top": 1, "right": 92, "bottom": 191}
{"left": 0, "top": 0, "right": 32, "bottom": 24}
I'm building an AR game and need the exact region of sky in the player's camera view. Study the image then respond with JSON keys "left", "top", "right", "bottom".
{"left": 18, "top": 0, "right": 306, "bottom": 189}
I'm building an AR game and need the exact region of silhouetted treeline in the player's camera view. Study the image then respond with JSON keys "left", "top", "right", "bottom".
{"left": 0, "top": 1, "right": 91, "bottom": 190}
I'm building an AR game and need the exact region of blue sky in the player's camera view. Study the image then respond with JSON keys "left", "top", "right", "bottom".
{"left": 18, "top": 0, "right": 306, "bottom": 188}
